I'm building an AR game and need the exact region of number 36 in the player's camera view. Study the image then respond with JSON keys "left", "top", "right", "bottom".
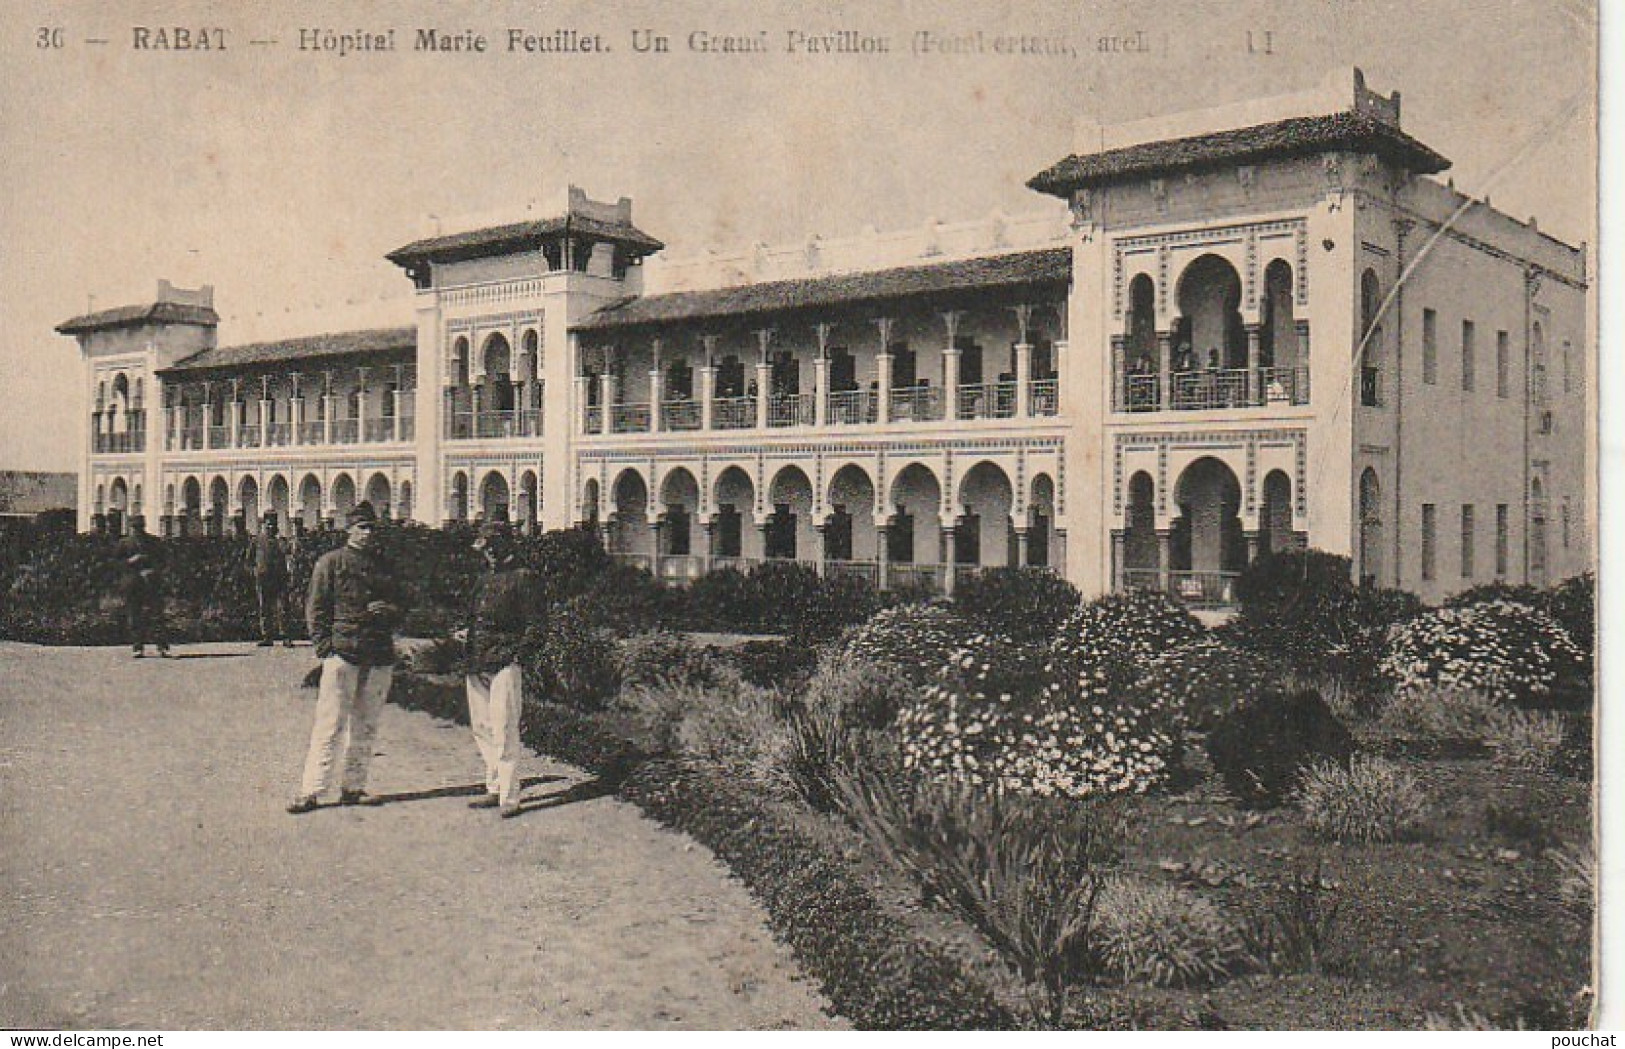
{"left": 37, "top": 27, "right": 65, "bottom": 49}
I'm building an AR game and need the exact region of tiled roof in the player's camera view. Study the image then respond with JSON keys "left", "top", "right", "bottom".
{"left": 159, "top": 326, "right": 417, "bottom": 375}
{"left": 1027, "top": 111, "right": 1450, "bottom": 196}
{"left": 56, "top": 301, "right": 219, "bottom": 335}
{"left": 387, "top": 215, "right": 664, "bottom": 268}
{"left": 573, "top": 248, "right": 1072, "bottom": 333}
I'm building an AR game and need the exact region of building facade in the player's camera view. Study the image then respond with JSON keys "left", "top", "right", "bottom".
{"left": 62, "top": 70, "right": 1588, "bottom": 607}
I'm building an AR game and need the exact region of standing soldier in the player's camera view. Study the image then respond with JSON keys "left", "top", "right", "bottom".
{"left": 461, "top": 520, "right": 538, "bottom": 818}
{"left": 287, "top": 502, "right": 404, "bottom": 813}
{"left": 118, "top": 518, "right": 169, "bottom": 658}
{"left": 245, "top": 516, "right": 293, "bottom": 648}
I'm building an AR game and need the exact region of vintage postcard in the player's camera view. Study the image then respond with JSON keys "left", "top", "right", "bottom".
{"left": 0, "top": 0, "right": 1603, "bottom": 1034}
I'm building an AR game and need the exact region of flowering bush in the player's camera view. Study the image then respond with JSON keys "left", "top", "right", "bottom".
{"left": 1296, "top": 756, "right": 1431, "bottom": 843}
{"left": 1095, "top": 878, "right": 1248, "bottom": 988}
{"left": 1381, "top": 599, "right": 1585, "bottom": 706}
{"left": 841, "top": 602, "right": 973, "bottom": 686}
{"left": 1048, "top": 588, "right": 1203, "bottom": 695}
{"left": 1135, "top": 635, "right": 1282, "bottom": 731}
{"left": 1544, "top": 572, "right": 1595, "bottom": 676}
{"left": 895, "top": 633, "right": 1181, "bottom": 799}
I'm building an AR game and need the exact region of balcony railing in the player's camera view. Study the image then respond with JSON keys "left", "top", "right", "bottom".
{"left": 582, "top": 405, "right": 602, "bottom": 434}
{"left": 265, "top": 422, "right": 293, "bottom": 447}
{"left": 662, "top": 400, "right": 702, "bottom": 432}
{"left": 957, "top": 381, "right": 1017, "bottom": 420}
{"left": 331, "top": 418, "right": 360, "bottom": 444}
{"left": 611, "top": 402, "right": 651, "bottom": 434}
{"left": 298, "top": 421, "right": 325, "bottom": 444}
{"left": 398, "top": 415, "right": 416, "bottom": 441}
{"left": 207, "top": 425, "right": 229, "bottom": 448}
{"left": 1030, "top": 378, "right": 1059, "bottom": 417}
{"left": 891, "top": 386, "right": 943, "bottom": 423}
{"left": 826, "top": 389, "right": 874, "bottom": 425}
{"left": 1115, "top": 367, "right": 1311, "bottom": 412}
{"left": 364, "top": 418, "right": 394, "bottom": 442}
{"left": 474, "top": 410, "right": 524, "bottom": 439}
{"left": 93, "top": 432, "right": 144, "bottom": 454}
{"left": 238, "top": 424, "right": 262, "bottom": 448}
{"left": 714, "top": 396, "right": 754, "bottom": 430}
{"left": 1123, "top": 568, "right": 1241, "bottom": 610}
{"left": 887, "top": 563, "right": 946, "bottom": 594}
{"left": 825, "top": 559, "right": 880, "bottom": 587}
{"left": 768, "top": 393, "right": 814, "bottom": 428}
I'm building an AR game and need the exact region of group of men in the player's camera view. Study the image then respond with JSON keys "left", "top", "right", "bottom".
{"left": 117, "top": 504, "right": 540, "bottom": 820}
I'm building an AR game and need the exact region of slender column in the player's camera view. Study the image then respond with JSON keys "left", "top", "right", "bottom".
{"left": 392, "top": 387, "right": 404, "bottom": 441}
{"left": 1015, "top": 342, "right": 1033, "bottom": 417}
{"left": 163, "top": 406, "right": 175, "bottom": 450}
{"left": 1015, "top": 526, "right": 1030, "bottom": 568}
{"left": 813, "top": 322, "right": 831, "bottom": 427}
{"left": 1012, "top": 304, "right": 1034, "bottom": 418}
{"left": 942, "top": 522, "right": 958, "bottom": 596}
{"left": 202, "top": 383, "right": 214, "bottom": 449}
{"left": 701, "top": 335, "right": 718, "bottom": 431}
{"left": 289, "top": 375, "right": 303, "bottom": 445}
{"left": 1246, "top": 324, "right": 1262, "bottom": 404}
{"left": 1156, "top": 528, "right": 1172, "bottom": 593}
{"left": 1111, "top": 529, "right": 1126, "bottom": 591}
{"left": 1110, "top": 336, "right": 1126, "bottom": 411}
{"left": 875, "top": 522, "right": 890, "bottom": 591}
{"left": 648, "top": 338, "right": 663, "bottom": 434}
{"left": 941, "top": 311, "right": 963, "bottom": 417}
{"left": 755, "top": 329, "right": 773, "bottom": 429}
{"left": 574, "top": 376, "right": 590, "bottom": 434}
{"left": 1246, "top": 529, "right": 1261, "bottom": 564}
{"left": 598, "top": 373, "right": 613, "bottom": 434}
{"left": 874, "top": 317, "right": 894, "bottom": 424}
{"left": 702, "top": 519, "right": 716, "bottom": 574}
{"left": 1157, "top": 332, "right": 1172, "bottom": 410}
{"left": 813, "top": 523, "right": 828, "bottom": 576}
{"left": 322, "top": 372, "right": 334, "bottom": 445}
{"left": 699, "top": 365, "right": 716, "bottom": 431}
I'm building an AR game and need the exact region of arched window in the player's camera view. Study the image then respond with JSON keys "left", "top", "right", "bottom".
{"left": 1360, "top": 269, "right": 1383, "bottom": 406}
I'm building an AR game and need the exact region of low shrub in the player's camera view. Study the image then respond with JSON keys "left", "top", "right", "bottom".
{"left": 1205, "top": 688, "right": 1354, "bottom": 807}
{"left": 805, "top": 649, "right": 916, "bottom": 730}
{"left": 1240, "top": 858, "right": 1342, "bottom": 974}
{"left": 831, "top": 767, "right": 1117, "bottom": 1025}
{"left": 673, "top": 676, "right": 797, "bottom": 798}
{"left": 951, "top": 567, "right": 1081, "bottom": 645}
{"left": 1136, "top": 635, "right": 1282, "bottom": 731}
{"left": 402, "top": 635, "right": 466, "bottom": 676}
{"left": 1550, "top": 842, "right": 1596, "bottom": 918}
{"left": 841, "top": 602, "right": 972, "bottom": 686}
{"left": 1229, "top": 549, "right": 1420, "bottom": 690}
{"left": 520, "top": 600, "right": 620, "bottom": 710}
{"left": 1095, "top": 877, "right": 1249, "bottom": 988}
{"left": 615, "top": 630, "right": 717, "bottom": 690}
{"left": 1486, "top": 709, "right": 1567, "bottom": 771}
{"left": 1381, "top": 600, "right": 1585, "bottom": 707}
{"left": 1544, "top": 572, "right": 1595, "bottom": 674}
{"left": 1295, "top": 756, "right": 1430, "bottom": 843}
{"left": 714, "top": 638, "right": 820, "bottom": 690}
{"left": 1376, "top": 687, "right": 1505, "bottom": 746}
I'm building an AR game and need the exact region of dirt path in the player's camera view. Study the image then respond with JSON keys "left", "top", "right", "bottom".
{"left": 0, "top": 641, "right": 841, "bottom": 1030}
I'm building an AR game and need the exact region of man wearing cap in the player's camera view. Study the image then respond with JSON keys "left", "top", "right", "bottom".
{"left": 460, "top": 520, "right": 539, "bottom": 818}
{"left": 288, "top": 501, "right": 405, "bottom": 814}
{"left": 118, "top": 517, "right": 169, "bottom": 658}
{"left": 244, "top": 516, "right": 294, "bottom": 648}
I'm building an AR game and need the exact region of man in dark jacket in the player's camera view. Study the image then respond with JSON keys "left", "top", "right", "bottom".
{"left": 118, "top": 519, "right": 169, "bottom": 658}
{"left": 460, "top": 520, "right": 539, "bottom": 818}
{"left": 288, "top": 501, "right": 404, "bottom": 814}
{"left": 245, "top": 517, "right": 294, "bottom": 648}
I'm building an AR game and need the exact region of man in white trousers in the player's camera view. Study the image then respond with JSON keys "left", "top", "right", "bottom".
{"left": 287, "top": 501, "right": 404, "bottom": 814}
{"left": 461, "top": 520, "right": 538, "bottom": 818}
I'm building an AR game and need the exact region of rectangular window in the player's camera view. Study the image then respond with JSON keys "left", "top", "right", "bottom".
{"left": 1496, "top": 331, "right": 1510, "bottom": 398}
{"left": 1460, "top": 504, "right": 1475, "bottom": 579}
{"left": 1422, "top": 309, "right": 1438, "bottom": 385}
{"left": 1496, "top": 504, "right": 1509, "bottom": 576}
{"left": 1421, "top": 503, "right": 1437, "bottom": 581}
{"left": 1461, "top": 320, "right": 1475, "bottom": 392}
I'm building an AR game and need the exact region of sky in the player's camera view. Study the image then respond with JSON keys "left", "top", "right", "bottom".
{"left": 0, "top": 0, "right": 1598, "bottom": 472}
